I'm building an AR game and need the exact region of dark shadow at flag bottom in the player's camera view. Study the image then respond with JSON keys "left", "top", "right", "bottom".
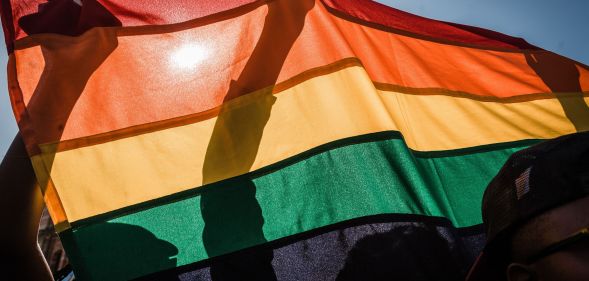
{"left": 137, "top": 214, "right": 485, "bottom": 281}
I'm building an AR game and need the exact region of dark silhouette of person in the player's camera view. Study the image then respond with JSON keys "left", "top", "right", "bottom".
{"left": 200, "top": 0, "right": 314, "bottom": 280}
{"left": 466, "top": 132, "right": 589, "bottom": 281}
{"left": 336, "top": 224, "right": 468, "bottom": 281}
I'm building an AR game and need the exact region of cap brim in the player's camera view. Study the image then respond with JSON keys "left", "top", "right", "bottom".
{"left": 466, "top": 251, "right": 506, "bottom": 281}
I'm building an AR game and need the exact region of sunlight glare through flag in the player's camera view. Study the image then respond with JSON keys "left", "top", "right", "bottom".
{"left": 170, "top": 43, "right": 210, "bottom": 70}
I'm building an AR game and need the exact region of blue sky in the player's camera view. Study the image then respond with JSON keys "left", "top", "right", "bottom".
{"left": 1, "top": 0, "right": 588, "bottom": 158}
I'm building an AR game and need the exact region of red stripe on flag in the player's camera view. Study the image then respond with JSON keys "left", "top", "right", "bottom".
{"left": 4, "top": 0, "right": 539, "bottom": 52}
{"left": 3, "top": 0, "right": 257, "bottom": 42}
{"left": 322, "top": 0, "right": 538, "bottom": 50}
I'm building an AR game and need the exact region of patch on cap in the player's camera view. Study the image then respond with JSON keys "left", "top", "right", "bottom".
{"left": 515, "top": 167, "right": 532, "bottom": 200}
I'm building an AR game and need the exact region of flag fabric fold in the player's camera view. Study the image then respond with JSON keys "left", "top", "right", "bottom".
{"left": 1, "top": 0, "right": 588, "bottom": 280}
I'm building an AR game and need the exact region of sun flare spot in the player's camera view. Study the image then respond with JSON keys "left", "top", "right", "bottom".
{"left": 170, "top": 44, "right": 210, "bottom": 69}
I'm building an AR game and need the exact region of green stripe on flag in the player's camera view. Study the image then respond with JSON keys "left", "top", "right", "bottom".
{"left": 60, "top": 131, "right": 535, "bottom": 280}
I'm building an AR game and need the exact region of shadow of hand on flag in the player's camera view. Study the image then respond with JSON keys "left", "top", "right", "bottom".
{"left": 16, "top": 2, "right": 183, "bottom": 279}
{"left": 525, "top": 52, "right": 589, "bottom": 131}
{"left": 65, "top": 222, "right": 180, "bottom": 281}
{"left": 17, "top": 0, "right": 122, "bottom": 190}
{"left": 19, "top": 0, "right": 121, "bottom": 37}
{"left": 200, "top": 0, "right": 314, "bottom": 280}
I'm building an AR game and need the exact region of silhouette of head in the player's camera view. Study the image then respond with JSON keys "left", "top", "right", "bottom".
{"left": 337, "top": 224, "right": 467, "bottom": 281}
{"left": 72, "top": 222, "right": 179, "bottom": 280}
{"left": 467, "top": 132, "right": 589, "bottom": 281}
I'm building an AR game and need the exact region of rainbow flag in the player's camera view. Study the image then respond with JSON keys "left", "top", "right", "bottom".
{"left": 2, "top": 0, "right": 588, "bottom": 280}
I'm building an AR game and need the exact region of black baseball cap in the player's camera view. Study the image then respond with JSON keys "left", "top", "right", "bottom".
{"left": 466, "top": 131, "right": 589, "bottom": 281}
